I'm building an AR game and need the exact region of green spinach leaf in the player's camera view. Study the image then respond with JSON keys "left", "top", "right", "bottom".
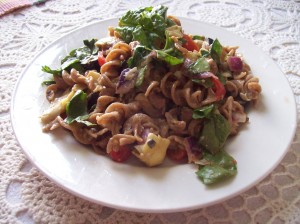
{"left": 115, "top": 5, "right": 172, "bottom": 49}
{"left": 128, "top": 45, "right": 152, "bottom": 68}
{"left": 156, "top": 49, "right": 183, "bottom": 65}
{"left": 65, "top": 90, "right": 96, "bottom": 127}
{"left": 192, "top": 104, "right": 215, "bottom": 119}
{"left": 41, "top": 65, "right": 62, "bottom": 77}
{"left": 210, "top": 38, "right": 223, "bottom": 63}
{"left": 135, "top": 65, "right": 147, "bottom": 87}
{"left": 199, "top": 113, "right": 231, "bottom": 155}
{"left": 156, "top": 36, "right": 183, "bottom": 65}
{"left": 188, "top": 57, "right": 210, "bottom": 74}
{"left": 196, "top": 150, "right": 237, "bottom": 185}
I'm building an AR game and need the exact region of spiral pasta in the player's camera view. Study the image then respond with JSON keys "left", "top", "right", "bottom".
{"left": 40, "top": 9, "right": 262, "bottom": 170}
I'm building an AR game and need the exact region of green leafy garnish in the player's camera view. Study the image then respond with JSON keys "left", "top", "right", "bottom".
{"left": 65, "top": 90, "right": 96, "bottom": 126}
{"left": 42, "top": 39, "right": 99, "bottom": 80}
{"left": 156, "top": 36, "right": 184, "bottom": 65}
{"left": 210, "top": 38, "right": 223, "bottom": 63}
{"left": 135, "top": 65, "right": 147, "bottom": 87}
{"left": 199, "top": 113, "right": 231, "bottom": 155}
{"left": 115, "top": 5, "right": 172, "bottom": 49}
{"left": 61, "top": 38, "right": 98, "bottom": 73}
{"left": 188, "top": 57, "right": 210, "bottom": 74}
{"left": 193, "top": 104, "right": 215, "bottom": 119}
{"left": 41, "top": 65, "right": 62, "bottom": 77}
{"left": 200, "top": 49, "right": 210, "bottom": 57}
{"left": 156, "top": 49, "right": 183, "bottom": 65}
{"left": 192, "top": 35, "right": 205, "bottom": 40}
{"left": 128, "top": 45, "right": 152, "bottom": 68}
{"left": 42, "top": 80, "right": 56, "bottom": 86}
{"left": 196, "top": 150, "right": 237, "bottom": 185}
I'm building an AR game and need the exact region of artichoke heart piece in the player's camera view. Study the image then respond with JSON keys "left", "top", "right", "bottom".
{"left": 133, "top": 133, "right": 170, "bottom": 167}
{"left": 40, "top": 84, "right": 85, "bottom": 124}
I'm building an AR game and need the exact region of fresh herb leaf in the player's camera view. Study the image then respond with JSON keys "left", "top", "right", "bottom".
{"left": 165, "top": 25, "right": 183, "bottom": 38}
{"left": 42, "top": 80, "right": 56, "bottom": 86}
{"left": 135, "top": 65, "right": 147, "bottom": 87}
{"left": 128, "top": 46, "right": 152, "bottom": 68}
{"left": 196, "top": 150, "right": 237, "bottom": 185}
{"left": 200, "top": 49, "right": 210, "bottom": 57}
{"left": 188, "top": 57, "right": 210, "bottom": 74}
{"left": 65, "top": 90, "right": 89, "bottom": 124}
{"left": 219, "top": 75, "right": 227, "bottom": 85}
{"left": 83, "top": 39, "right": 98, "bottom": 54}
{"left": 156, "top": 36, "right": 183, "bottom": 65}
{"left": 114, "top": 26, "right": 135, "bottom": 43}
{"left": 193, "top": 104, "right": 215, "bottom": 119}
{"left": 156, "top": 49, "right": 183, "bottom": 65}
{"left": 42, "top": 38, "right": 99, "bottom": 80}
{"left": 41, "top": 65, "right": 62, "bottom": 77}
{"left": 210, "top": 38, "right": 223, "bottom": 63}
{"left": 61, "top": 58, "right": 83, "bottom": 73}
{"left": 115, "top": 5, "right": 172, "bottom": 49}
{"left": 193, "top": 35, "right": 205, "bottom": 40}
{"left": 199, "top": 113, "right": 231, "bottom": 155}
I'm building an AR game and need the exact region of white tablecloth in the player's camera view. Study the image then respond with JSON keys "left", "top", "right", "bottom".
{"left": 1, "top": 0, "right": 299, "bottom": 223}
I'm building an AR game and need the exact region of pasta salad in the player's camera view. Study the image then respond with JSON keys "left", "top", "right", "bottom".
{"left": 40, "top": 5, "right": 261, "bottom": 185}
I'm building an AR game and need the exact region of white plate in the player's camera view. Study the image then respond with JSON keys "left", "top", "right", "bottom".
{"left": 11, "top": 18, "right": 297, "bottom": 213}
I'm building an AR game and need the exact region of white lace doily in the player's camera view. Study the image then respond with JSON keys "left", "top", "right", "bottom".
{"left": 1, "top": 0, "right": 300, "bottom": 223}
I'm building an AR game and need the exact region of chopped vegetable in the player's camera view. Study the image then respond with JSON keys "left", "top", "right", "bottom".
{"left": 156, "top": 36, "right": 184, "bottom": 65}
{"left": 41, "top": 65, "right": 62, "bottom": 77}
{"left": 115, "top": 5, "right": 173, "bottom": 49}
{"left": 191, "top": 71, "right": 226, "bottom": 100}
{"left": 184, "top": 137, "right": 203, "bottom": 163}
{"left": 182, "top": 34, "right": 200, "bottom": 51}
{"left": 65, "top": 90, "right": 96, "bottom": 126}
{"left": 109, "top": 145, "right": 132, "bottom": 162}
{"left": 199, "top": 113, "right": 231, "bottom": 155}
{"left": 128, "top": 45, "right": 152, "bottom": 68}
{"left": 211, "top": 75, "right": 226, "bottom": 100}
{"left": 135, "top": 65, "right": 147, "bottom": 87}
{"left": 196, "top": 150, "right": 237, "bottom": 184}
{"left": 210, "top": 38, "right": 223, "bottom": 63}
{"left": 133, "top": 133, "right": 170, "bottom": 166}
{"left": 116, "top": 67, "right": 138, "bottom": 94}
{"left": 167, "top": 147, "right": 187, "bottom": 162}
{"left": 97, "top": 51, "right": 106, "bottom": 66}
{"left": 188, "top": 57, "right": 210, "bottom": 74}
{"left": 227, "top": 56, "right": 243, "bottom": 72}
{"left": 193, "top": 104, "right": 215, "bottom": 119}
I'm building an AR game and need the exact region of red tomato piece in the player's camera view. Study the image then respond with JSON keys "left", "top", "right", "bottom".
{"left": 98, "top": 51, "right": 106, "bottom": 66}
{"left": 109, "top": 145, "right": 132, "bottom": 162}
{"left": 211, "top": 75, "right": 226, "bottom": 100}
{"left": 167, "top": 147, "right": 187, "bottom": 162}
{"left": 182, "top": 34, "right": 200, "bottom": 52}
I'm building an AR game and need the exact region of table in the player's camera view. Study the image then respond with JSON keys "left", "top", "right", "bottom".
{"left": 1, "top": 0, "right": 299, "bottom": 223}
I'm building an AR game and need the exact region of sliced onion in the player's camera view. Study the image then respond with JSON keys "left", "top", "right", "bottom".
{"left": 196, "top": 71, "right": 214, "bottom": 79}
{"left": 141, "top": 128, "right": 150, "bottom": 143}
{"left": 116, "top": 68, "right": 138, "bottom": 94}
{"left": 183, "top": 58, "right": 193, "bottom": 69}
{"left": 184, "top": 137, "right": 203, "bottom": 163}
{"left": 227, "top": 56, "right": 243, "bottom": 73}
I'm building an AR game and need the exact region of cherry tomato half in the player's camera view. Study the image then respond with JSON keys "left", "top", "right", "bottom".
{"left": 109, "top": 145, "right": 132, "bottom": 162}
{"left": 182, "top": 34, "right": 200, "bottom": 52}
{"left": 97, "top": 51, "right": 106, "bottom": 66}
{"left": 211, "top": 75, "right": 226, "bottom": 100}
{"left": 167, "top": 147, "right": 187, "bottom": 162}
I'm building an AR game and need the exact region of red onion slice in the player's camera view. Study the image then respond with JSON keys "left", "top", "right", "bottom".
{"left": 227, "top": 56, "right": 243, "bottom": 73}
{"left": 116, "top": 68, "right": 138, "bottom": 94}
